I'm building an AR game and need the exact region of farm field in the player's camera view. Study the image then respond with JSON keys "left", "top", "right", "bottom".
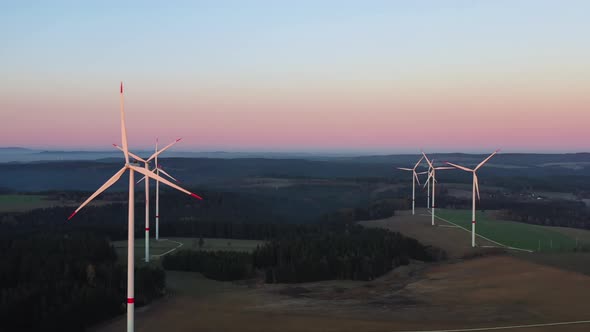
{"left": 93, "top": 255, "right": 590, "bottom": 332}
{"left": 91, "top": 210, "right": 590, "bottom": 332}
{"left": 0, "top": 194, "right": 60, "bottom": 212}
{"left": 170, "top": 237, "right": 263, "bottom": 252}
{"left": 436, "top": 209, "right": 578, "bottom": 252}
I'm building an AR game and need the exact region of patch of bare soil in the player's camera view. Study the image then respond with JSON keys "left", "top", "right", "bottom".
{"left": 360, "top": 209, "right": 502, "bottom": 258}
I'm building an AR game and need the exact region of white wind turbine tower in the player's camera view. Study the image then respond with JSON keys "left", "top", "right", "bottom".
{"left": 153, "top": 138, "right": 182, "bottom": 241}
{"left": 136, "top": 140, "right": 182, "bottom": 239}
{"left": 68, "top": 83, "right": 203, "bottom": 332}
{"left": 421, "top": 152, "right": 454, "bottom": 226}
{"left": 446, "top": 150, "right": 499, "bottom": 247}
{"left": 426, "top": 168, "right": 431, "bottom": 209}
{"left": 114, "top": 137, "right": 183, "bottom": 263}
{"left": 397, "top": 156, "right": 424, "bottom": 215}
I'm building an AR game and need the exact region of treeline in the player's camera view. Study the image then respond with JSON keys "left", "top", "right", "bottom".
{"left": 319, "top": 198, "right": 408, "bottom": 225}
{"left": 0, "top": 232, "right": 165, "bottom": 332}
{"left": 163, "top": 226, "right": 444, "bottom": 283}
{"left": 497, "top": 201, "right": 590, "bottom": 229}
{"left": 436, "top": 193, "right": 590, "bottom": 229}
{"left": 253, "top": 226, "right": 442, "bottom": 283}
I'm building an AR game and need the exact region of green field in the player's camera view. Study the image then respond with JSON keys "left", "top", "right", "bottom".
{"left": 0, "top": 194, "right": 59, "bottom": 212}
{"left": 112, "top": 237, "right": 264, "bottom": 263}
{"left": 436, "top": 209, "right": 579, "bottom": 252}
{"left": 172, "top": 237, "right": 263, "bottom": 252}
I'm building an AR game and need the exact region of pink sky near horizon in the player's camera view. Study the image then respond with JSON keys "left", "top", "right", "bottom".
{"left": 2, "top": 79, "right": 588, "bottom": 153}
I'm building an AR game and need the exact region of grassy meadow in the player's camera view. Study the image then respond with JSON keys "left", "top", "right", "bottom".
{"left": 436, "top": 209, "right": 579, "bottom": 252}
{"left": 111, "top": 237, "right": 264, "bottom": 263}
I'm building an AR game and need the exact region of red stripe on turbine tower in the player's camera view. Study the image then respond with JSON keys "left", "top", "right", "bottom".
{"left": 472, "top": 220, "right": 476, "bottom": 224}
{"left": 127, "top": 298, "right": 134, "bottom": 304}
{"left": 120, "top": 82, "right": 123, "bottom": 93}
{"left": 145, "top": 228, "right": 150, "bottom": 231}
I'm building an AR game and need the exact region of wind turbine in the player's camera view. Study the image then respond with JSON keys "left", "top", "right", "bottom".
{"left": 153, "top": 138, "right": 182, "bottom": 241}
{"left": 397, "top": 156, "right": 424, "bottom": 215}
{"left": 421, "top": 152, "right": 454, "bottom": 226}
{"left": 68, "top": 83, "right": 203, "bottom": 332}
{"left": 136, "top": 143, "right": 181, "bottom": 242}
{"left": 446, "top": 150, "right": 499, "bottom": 247}
{"left": 114, "top": 138, "right": 182, "bottom": 263}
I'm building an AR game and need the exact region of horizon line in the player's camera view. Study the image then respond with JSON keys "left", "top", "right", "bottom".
{"left": 1, "top": 146, "right": 589, "bottom": 156}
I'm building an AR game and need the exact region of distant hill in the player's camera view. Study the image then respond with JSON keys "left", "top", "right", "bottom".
{"left": 0, "top": 148, "right": 358, "bottom": 163}
{"left": 0, "top": 153, "right": 590, "bottom": 191}
{"left": 0, "top": 147, "right": 34, "bottom": 153}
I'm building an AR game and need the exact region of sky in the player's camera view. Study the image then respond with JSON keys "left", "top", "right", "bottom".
{"left": 1, "top": 0, "right": 589, "bottom": 153}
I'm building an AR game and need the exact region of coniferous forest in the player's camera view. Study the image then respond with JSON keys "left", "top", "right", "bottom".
{"left": 0, "top": 186, "right": 450, "bottom": 331}
{"left": 0, "top": 232, "right": 165, "bottom": 332}
{"left": 163, "top": 225, "right": 444, "bottom": 283}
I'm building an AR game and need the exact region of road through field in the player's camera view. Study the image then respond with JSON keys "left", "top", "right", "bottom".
{"left": 150, "top": 239, "right": 183, "bottom": 258}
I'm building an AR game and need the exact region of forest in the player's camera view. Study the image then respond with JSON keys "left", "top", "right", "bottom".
{"left": 2, "top": 159, "right": 590, "bottom": 331}
{"left": 163, "top": 225, "right": 444, "bottom": 283}
{"left": 252, "top": 225, "right": 443, "bottom": 283}
{"left": 0, "top": 232, "right": 165, "bottom": 332}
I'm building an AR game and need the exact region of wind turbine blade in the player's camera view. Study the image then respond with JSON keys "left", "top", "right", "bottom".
{"left": 68, "top": 167, "right": 127, "bottom": 220}
{"left": 421, "top": 152, "right": 433, "bottom": 169}
{"left": 158, "top": 168, "right": 179, "bottom": 182}
{"left": 416, "top": 171, "right": 429, "bottom": 175}
{"left": 113, "top": 144, "right": 146, "bottom": 163}
{"left": 435, "top": 166, "right": 456, "bottom": 170}
{"left": 474, "top": 173, "right": 481, "bottom": 200}
{"left": 413, "top": 156, "right": 424, "bottom": 169}
{"left": 147, "top": 138, "right": 182, "bottom": 162}
{"left": 120, "top": 82, "right": 129, "bottom": 164}
{"left": 475, "top": 149, "right": 500, "bottom": 171}
{"left": 413, "top": 171, "right": 421, "bottom": 185}
{"left": 155, "top": 137, "right": 159, "bottom": 167}
{"left": 129, "top": 165, "right": 202, "bottom": 199}
{"left": 397, "top": 167, "right": 413, "bottom": 171}
{"left": 423, "top": 172, "right": 433, "bottom": 188}
{"left": 137, "top": 176, "right": 146, "bottom": 184}
{"left": 446, "top": 162, "right": 474, "bottom": 172}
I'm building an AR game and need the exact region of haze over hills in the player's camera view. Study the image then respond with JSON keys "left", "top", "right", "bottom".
{"left": 1, "top": 152, "right": 590, "bottom": 192}
{"left": 0, "top": 147, "right": 372, "bottom": 163}
{"left": 2, "top": 147, "right": 590, "bottom": 164}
